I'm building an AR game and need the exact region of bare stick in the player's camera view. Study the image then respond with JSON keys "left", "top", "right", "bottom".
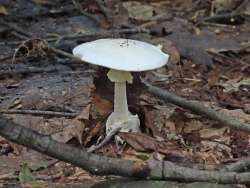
{"left": 0, "top": 66, "right": 63, "bottom": 76}
{"left": 72, "top": 0, "right": 102, "bottom": 26}
{"left": 49, "top": 46, "right": 82, "bottom": 62}
{"left": 144, "top": 82, "right": 250, "bottom": 133}
{"left": 221, "top": 159, "right": 250, "bottom": 172}
{"left": 2, "top": 115, "right": 250, "bottom": 183}
{"left": 0, "top": 109, "right": 78, "bottom": 118}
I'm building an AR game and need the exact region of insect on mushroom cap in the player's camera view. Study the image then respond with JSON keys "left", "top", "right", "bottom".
{"left": 72, "top": 38, "right": 169, "bottom": 72}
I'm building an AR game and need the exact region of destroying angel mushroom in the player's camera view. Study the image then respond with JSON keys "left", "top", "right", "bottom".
{"left": 73, "top": 38, "right": 169, "bottom": 136}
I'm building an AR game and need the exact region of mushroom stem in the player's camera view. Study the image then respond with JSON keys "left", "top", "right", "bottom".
{"left": 114, "top": 82, "right": 129, "bottom": 120}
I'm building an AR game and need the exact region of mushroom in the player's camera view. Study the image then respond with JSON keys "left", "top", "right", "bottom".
{"left": 73, "top": 38, "right": 169, "bottom": 136}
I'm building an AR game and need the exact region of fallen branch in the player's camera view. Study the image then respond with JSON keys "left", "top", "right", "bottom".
{"left": 0, "top": 109, "right": 78, "bottom": 118}
{"left": 0, "top": 66, "right": 66, "bottom": 76}
{"left": 221, "top": 159, "right": 250, "bottom": 172}
{"left": 197, "top": 12, "right": 242, "bottom": 25}
{"left": 196, "top": 0, "right": 248, "bottom": 26}
{"left": 144, "top": 82, "right": 250, "bottom": 133}
{"left": 1, "top": 115, "right": 250, "bottom": 184}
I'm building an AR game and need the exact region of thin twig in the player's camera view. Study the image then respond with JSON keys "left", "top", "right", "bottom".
{"left": 0, "top": 21, "right": 33, "bottom": 37}
{"left": 144, "top": 81, "right": 250, "bottom": 133}
{"left": 94, "top": 0, "right": 112, "bottom": 23}
{"left": 72, "top": 0, "right": 102, "bottom": 25}
{"left": 49, "top": 46, "right": 82, "bottom": 62}
{"left": 0, "top": 109, "right": 78, "bottom": 118}
{"left": 196, "top": 0, "right": 248, "bottom": 26}
{"left": 197, "top": 12, "right": 242, "bottom": 25}
{"left": 0, "top": 66, "right": 64, "bottom": 76}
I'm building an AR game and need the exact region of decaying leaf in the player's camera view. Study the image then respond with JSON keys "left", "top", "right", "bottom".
{"left": 199, "top": 140, "right": 233, "bottom": 164}
{"left": 13, "top": 38, "right": 49, "bottom": 61}
{"left": 211, "top": 0, "right": 238, "bottom": 15}
{"left": 122, "top": 148, "right": 151, "bottom": 161}
{"left": 0, "top": 4, "right": 8, "bottom": 15}
{"left": 52, "top": 105, "right": 90, "bottom": 144}
{"left": 91, "top": 94, "right": 113, "bottom": 118}
{"left": 119, "top": 132, "right": 181, "bottom": 156}
{"left": 183, "top": 120, "right": 203, "bottom": 134}
{"left": 52, "top": 118, "right": 85, "bottom": 144}
{"left": 143, "top": 105, "right": 176, "bottom": 139}
{"left": 199, "top": 127, "right": 229, "bottom": 139}
{"left": 243, "top": 1, "right": 250, "bottom": 15}
{"left": 218, "top": 78, "right": 250, "bottom": 92}
{"left": 77, "top": 104, "right": 91, "bottom": 120}
{"left": 167, "top": 31, "right": 241, "bottom": 66}
{"left": 83, "top": 122, "right": 103, "bottom": 146}
{"left": 219, "top": 109, "right": 250, "bottom": 123}
{"left": 151, "top": 37, "right": 180, "bottom": 65}
{"left": 122, "top": 1, "right": 154, "bottom": 22}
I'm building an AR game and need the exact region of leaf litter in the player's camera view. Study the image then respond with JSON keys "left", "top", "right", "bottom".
{"left": 0, "top": 0, "right": 250, "bottom": 186}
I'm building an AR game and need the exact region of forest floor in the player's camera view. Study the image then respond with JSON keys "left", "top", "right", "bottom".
{"left": 0, "top": 0, "right": 250, "bottom": 187}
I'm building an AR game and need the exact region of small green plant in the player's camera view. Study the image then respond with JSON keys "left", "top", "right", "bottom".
{"left": 18, "top": 163, "right": 36, "bottom": 184}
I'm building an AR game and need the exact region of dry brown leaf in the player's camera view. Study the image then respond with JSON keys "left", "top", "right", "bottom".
{"left": 51, "top": 105, "right": 91, "bottom": 144}
{"left": 217, "top": 78, "right": 250, "bottom": 93}
{"left": 219, "top": 109, "right": 250, "bottom": 123}
{"left": 207, "top": 68, "right": 221, "bottom": 87}
{"left": 77, "top": 104, "right": 91, "bottom": 120}
{"left": 164, "top": 121, "right": 176, "bottom": 134}
{"left": 151, "top": 37, "right": 180, "bottom": 66}
{"left": 183, "top": 120, "right": 203, "bottom": 134}
{"left": 211, "top": 0, "right": 239, "bottom": 15}
{"left": 199, "top": 140, "right": 233, "bottom": 164}
{"left": 83, "top": 122, "right": 103, "bottom": 146}
{"left": 119, "top": 132, "right": 181, "bottom": 156}
{"left": 0, "top": 4, "right": 8, "bottom": 15}
{"left": 122, "top": 1, "right": 154, "bottom": 22}
{"left": 243, "top": 1, "right": 250, "bottom": 15}
{"left": 52, "top": 118, "right": 85, "bottom": 144}
{"left": 143, "top": 105, "right": 176, "bottom": 139}
{"left": 91, "top": 94, "right": 113, "bottom": 117}
{"left": 122, "top": 148, "right": 151, "bottom": 162}
{"left": 199, "top": 127, "right": 228, "bottom": 139}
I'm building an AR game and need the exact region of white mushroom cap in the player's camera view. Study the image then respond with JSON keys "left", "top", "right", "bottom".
{"left": 73, "top": 38, "right": 169, "bottom": 72}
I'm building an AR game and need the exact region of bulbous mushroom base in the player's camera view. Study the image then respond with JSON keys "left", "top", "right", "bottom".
{"left": 106, "top": 112, "right": 140, "bottom": 136}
